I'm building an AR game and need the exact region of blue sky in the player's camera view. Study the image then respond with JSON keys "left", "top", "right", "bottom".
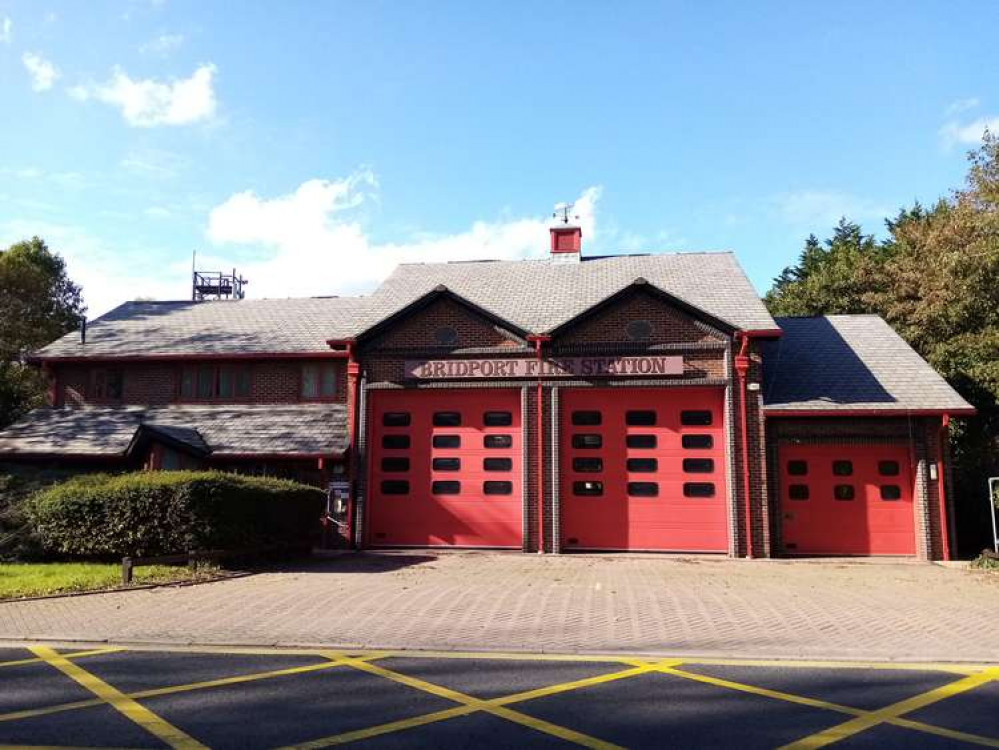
{"left": 1, "top": 1, "right": 997, "bottom": 316}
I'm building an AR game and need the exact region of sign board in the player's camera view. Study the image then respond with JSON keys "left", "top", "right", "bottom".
{"left": 404, "top": 356, "right": 683, "bottom": 380}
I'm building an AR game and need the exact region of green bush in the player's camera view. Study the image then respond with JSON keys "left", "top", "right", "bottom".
{"left": 25, "top": 471, "right": 325, "bottom": 558}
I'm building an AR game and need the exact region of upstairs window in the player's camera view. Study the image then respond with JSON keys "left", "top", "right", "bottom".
{"left": 302, "top": 363, "right": 338, "bottom": 400}
{"left": 180, "top": 364, "right": 251, "bottom": 401}
{"left": 91, "top": 368, "right": 124, "bottom": 401}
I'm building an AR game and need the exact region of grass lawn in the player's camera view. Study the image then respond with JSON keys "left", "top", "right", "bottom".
{"left": 0, "top": 562, "right": 218, "bottom": 600}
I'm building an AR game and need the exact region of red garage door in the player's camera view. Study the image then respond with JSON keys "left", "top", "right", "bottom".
{"left": 560, "top": 387, "right": 728, "bottom": 552}
{"left": 368, "top": 389, "right": 523, "bottom": 548}
{"left": 780, "top": 444, "right": 915, "bottom": 556}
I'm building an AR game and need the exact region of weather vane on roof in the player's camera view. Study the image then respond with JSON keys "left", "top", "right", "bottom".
{"left": 553, "top": 202, "right": 579, "bottom": 225}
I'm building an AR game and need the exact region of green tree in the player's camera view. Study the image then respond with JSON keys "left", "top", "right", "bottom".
{"left": 0, "top": 237, "right": 85, "bottom": 427}
{"left": 765, "top": 132, "right": 999, "bottom": 554}
{"left": 764, "top": 219, "right": 883, "bottom": 316}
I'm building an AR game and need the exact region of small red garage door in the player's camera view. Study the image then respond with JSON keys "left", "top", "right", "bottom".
{"left": 368, "top": 389, "right": 523, "bottom": 548}
{"left": 780, "top": 444, "right": 915, "bottom": 556}
{"left": 560, "top": 387, "right": 728, "bottom": 552}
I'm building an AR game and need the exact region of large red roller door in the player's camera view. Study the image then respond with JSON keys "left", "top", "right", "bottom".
{"left": 368, "top": 389, "right": 523, "bottom": 548}
{"left": 560, "top": 387, "right": 728, "bottom": 552}
{"left": 780, "top": 444, "right": 915, "bottom": 555}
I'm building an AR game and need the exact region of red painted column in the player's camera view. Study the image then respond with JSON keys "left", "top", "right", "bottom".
{"left": 527, "top": 335, "right": 551, "bottom": 553}
{"left": 344, "top": 342, "right": 360, "bottom": 549}
{"left": 734, "top": 334, "right": 754, "bottom": 558}
{"left": 937, "top": 414, "right": 952, "bottom": 561}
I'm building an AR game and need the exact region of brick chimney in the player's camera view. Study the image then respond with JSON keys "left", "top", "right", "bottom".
{"left": 550, "top": 225, "right": 582, "bottom": 263}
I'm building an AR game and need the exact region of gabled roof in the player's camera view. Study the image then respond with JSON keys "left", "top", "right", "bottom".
{"left": 0, "top": 404, "right": 348, "bottom": 457}
{"left": 354, "top": 285, "right": 531, "bottom": 345}
{"left": 34, "top": 297, "right": 371, "bottom": 359}
{"left": 763, "top": 315, "right": 974, "bottom": 415}
{"left": 365, "top": 252, "right": 779, "bottom": 335}
{"left": 32, "top": 251, "right": 777, "bottom": 361}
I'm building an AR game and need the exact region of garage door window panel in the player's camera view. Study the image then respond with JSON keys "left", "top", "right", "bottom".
{"left": 626, "top": 458, "right": 657, "bottom": 473}
{"left": 626, "top": 434, "right": 657, "bottom": 449}
{"left": 572, "top": 411, "right": 602, "bottom": 426}
{"left": 788, "top": 484, "right": 810, "bottom": 501}
{"left": 382, "top": 435, "right": 410, "bottom": 450}
{"left": 787, "top": 460, "right": 808, "bottom": 476}
{"left": 683, "top": 482, "right": 715, "bottom": 498}
{"left": 628, "top": 482, "right": 659, "bottom": 497}
{"left": 383, "top": 412, "right": 411, "bottom": 427}
{"left": 880, "top": 485, "right": 902, "bottom": 501}
{"left": 484, "top": 481, "right": 513, "bottom": 495}
{"left": 572, "top": 434, "right": 602, "bottom": 449}
{"left": 834, "top": 484, "right": 855, "bottom": 501}
{"left": 381, "top": 457, "right": 410, "bottom": 473}
{"left": 483, "top": 458, "right": 512, "bottom": 472}
{"left": 573, "top": 481, "right": 603, "bottom": 496}
{"left": 625, "top": 410, "right": 657, "bottom": 426}
{"left": 433, "top": 412, "right": 462, "bottom": 427}
{"left": 680, "top": 410, "right": 713, "bottom": 426}
{"left": 484, "top": 434, "right": 513, "bottom": 449}
{"left": 381, "top": 481, "right": 409, "bottom": 495}
{"left": 683, "top": 458, "right": 714, "bottom": 474}
{"left": 433, "top": 435, "right": 461, "bottom": 449}
{"left": 432, "top": 458, "right": 461, "bottom": 472}
{"left": 483, "top": 411, "right": 513, "bottom": 426}
{"left": 682, "top": 434, "right": 713, "bottom": 449}
{"left": 878, "top": 460, "right": 900, "bottom": 476}
{"left": 572, "top": 457, "right": 603, "bottom": 473}
{"left": 432, "top": 481, "right": 461, "bottom": 495}
{"left": 833, "top": 460, "right": 853, "bottom": 476}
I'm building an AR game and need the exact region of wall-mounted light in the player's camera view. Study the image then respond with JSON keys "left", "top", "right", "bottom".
{"left": 929, "top": 463, "right": 939, "bottom": 481}
{"left": 747, "top": 382, "right": 761, "bottom": 392}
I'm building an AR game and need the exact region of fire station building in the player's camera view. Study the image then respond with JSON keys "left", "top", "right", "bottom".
{"left": 0, "top": 225, "right": 974, "bottom": 560}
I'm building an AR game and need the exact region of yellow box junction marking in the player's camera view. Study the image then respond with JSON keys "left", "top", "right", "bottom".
{"left": 275, "top": 651, "right": 678, "bottom": 750}
{"left": 0, "top": 647, "right": 123, "bottom": 670}
{"left": 3, "top": 644, "right": 996, "bottom": 750}
{"left": 28, "top": 645, "right": 209, "bottom": 750}
{"left": 0, "top": 652, "right": 389, "bottom": 725}
{"left": 779, "top": 667, "right": 999, "bottom": 750}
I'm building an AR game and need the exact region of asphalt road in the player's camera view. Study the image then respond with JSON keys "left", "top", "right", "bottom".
{"left": 0, "top": 644, "right": 995, "bottom": 749}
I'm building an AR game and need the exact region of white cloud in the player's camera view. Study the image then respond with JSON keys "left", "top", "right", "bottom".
{"left": 939, "top": 116, "right": 999, "bottom": 148}
{"left": 140, "top": 32, "right": 184, "bottom": 55}
{"left": 22, "top": 52, "right": 60, "bottom": 92}
{"left": 70, "top": 63, "right": 217, "bottom": 127}
{"left": 207, "top": 174, "right": 602, "bottom": 299}
{"left": 143, "top": 206, "right": 171, "bottom": 219}
{"left": 0, "top": 220, "right": 188, "bottom": 316}
{"left": 776, "top": 190, "right": 890, "bottom": 229}
{"left": 1, "top": 17, "right": 12, "bottom": 44}
{"left": 945, "top": 97, "right": 980, "bottom": 117}
{"left": 120, "top": 148, "right": 188, "bottom": 178}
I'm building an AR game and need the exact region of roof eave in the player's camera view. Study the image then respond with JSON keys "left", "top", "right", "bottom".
{"left": 764, "top": 407, "right": 977, "bottom": 418}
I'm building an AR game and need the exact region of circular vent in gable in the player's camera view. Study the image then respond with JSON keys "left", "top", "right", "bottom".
{"left": 626, "top": 320, "right": 653, "bottom": 342}
{"left": 434, "top": 326, "right": 459, "bottom": 346}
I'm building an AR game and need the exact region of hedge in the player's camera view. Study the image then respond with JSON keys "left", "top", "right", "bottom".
{"left": 25, "top": 471, "right": 326, "bottom": 558}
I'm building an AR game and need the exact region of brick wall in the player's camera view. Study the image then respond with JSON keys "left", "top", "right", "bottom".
{"left": 49, "top": 359, "right": 346, "bottom": 407}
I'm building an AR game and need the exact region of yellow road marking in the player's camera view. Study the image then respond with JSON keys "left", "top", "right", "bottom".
{"left": 646, "top": 662, "right": 999, "bottom": 749}
{"left": 0, "top": 647, "right": 124, "bottom": 670}
{"left": 779, "top": 668, "right": 999, "bottom": 750}
{"left": 0, "top": 652, "right": 389, "bottom": 725}
{"left": 279, "top": 651, "right": 643, "bottom": 750}
{"left": 29, "top": 645, "right": 208, "bottom": 750}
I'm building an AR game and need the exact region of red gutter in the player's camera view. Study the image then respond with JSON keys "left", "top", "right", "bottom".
{"left": 734, "top": 332, "right": 753, "bottom": 558}
{"left": 31, "top": 351, "right": 350, "bottom": 364}
{"left": 527, "top": 334, "right": 551, "bottom": 554}
{"left": 937, "top": 414, "right": 952, "bottom": 561}
{"left": 209, "top": 452, "right": 341, "bottom": 460}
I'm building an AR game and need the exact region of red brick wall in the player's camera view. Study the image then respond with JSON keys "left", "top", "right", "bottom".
{"left": 556, "top": 289, "right": 728, "bottom": 347}
{"left": 49, "top": 359, "right": 346, "bottom": 407}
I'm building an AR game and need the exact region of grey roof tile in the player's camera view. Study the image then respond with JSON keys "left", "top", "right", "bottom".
{"left": 34, "top": 252, "right": 777, "bottom": 360}
{"left": 36, "top": 297, "right": 370, "bottom": 359}
{"left": 763, "top": 315, "right": 974, "bottom": 413}
{"left": 0, "top": 404, "right": 347, "bottom": 456}
{"left": 367, "top": 252, "right": 778, "bottom": 335}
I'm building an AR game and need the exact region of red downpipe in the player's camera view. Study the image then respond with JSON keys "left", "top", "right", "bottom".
{"left": 734, "top": 333, "right": 754, "bottom": 558}
{"left": 937, "top": 414, "right": 952, "bottom": 561}
{"left": 344, "top": 341, "right": 360, "bottom": 548}
{"left": 528, "top": 335, "right": 550, "bottom": 553}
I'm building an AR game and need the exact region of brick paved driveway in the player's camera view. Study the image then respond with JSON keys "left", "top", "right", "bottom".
{"left": 1, "top": 553, "right": 997, "bottom": 661}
